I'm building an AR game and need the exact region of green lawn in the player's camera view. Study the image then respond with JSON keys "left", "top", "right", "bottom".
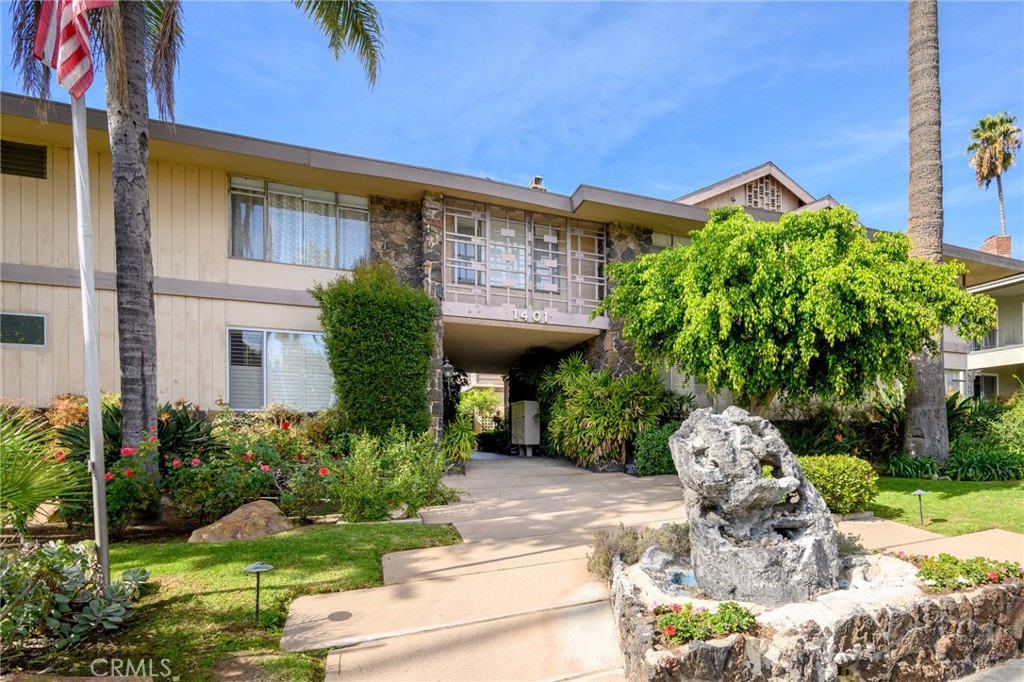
{"left": 20, "top": 523, "right": 461, "bottom": 682}
{"left": 870, "top": 477, "right": 1024, "bottom": 536}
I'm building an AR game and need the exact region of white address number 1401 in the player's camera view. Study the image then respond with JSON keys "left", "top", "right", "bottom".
{"left": 511, "top": 308, "right": 550, "bottom": 323}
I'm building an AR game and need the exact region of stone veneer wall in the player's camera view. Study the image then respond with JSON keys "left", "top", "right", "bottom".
{"left": 611, "top": 560, "right": 1024, "bottom": 682}
{"left": 583, "top": 222, "right": 659, "bottom": 376}
{"left": 368, "top": 193, "right": 446, "bottom": 438}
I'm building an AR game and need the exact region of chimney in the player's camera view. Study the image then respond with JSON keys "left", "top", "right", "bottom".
{"left": 979, "top": 234, "right": 1011, "bottom": 257}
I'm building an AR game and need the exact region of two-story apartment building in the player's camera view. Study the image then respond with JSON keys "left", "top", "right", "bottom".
{"left": 2, "top": 93, "right": 1022, "bottom": 426}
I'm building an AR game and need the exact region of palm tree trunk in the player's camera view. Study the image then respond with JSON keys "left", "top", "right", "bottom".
{"left": 905, "top": 0, "right": 949, "bottom": 461}
{"left": 105, "top": 1, "right": 159, "bottom": 477}
{"left": 997, "top": 174, "right": 1006, "bottom": 236}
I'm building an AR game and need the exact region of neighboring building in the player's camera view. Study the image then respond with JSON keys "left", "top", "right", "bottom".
{"left": 2, "top": 94, "right": 1023, "bottom": 426}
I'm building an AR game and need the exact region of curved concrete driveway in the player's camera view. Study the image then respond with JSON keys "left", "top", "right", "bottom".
{"left": 283, "top": 454, "right": 686, "bottom": 681}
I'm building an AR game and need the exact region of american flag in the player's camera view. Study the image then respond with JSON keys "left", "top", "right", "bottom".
{"left": 33, "top": 0, "right": 113, "bottom": 99}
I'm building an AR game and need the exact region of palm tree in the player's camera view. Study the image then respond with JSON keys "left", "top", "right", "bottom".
{"left": 904, "top": 0, "right": 949, "bottom": 460}
{"left": 967, "top": 112, "right": 1022, "bottom": 236}
{"left": 10, "top": 1, "right": 382, "bottom": 477}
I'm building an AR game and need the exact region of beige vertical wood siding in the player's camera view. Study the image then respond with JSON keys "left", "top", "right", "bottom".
{"left": 2, "top": 141, "right": 324, "bottom": 407}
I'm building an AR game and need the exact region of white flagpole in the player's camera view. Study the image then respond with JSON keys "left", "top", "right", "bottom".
{"left": 70, "top": 93, "right": 110, "bottom": 584}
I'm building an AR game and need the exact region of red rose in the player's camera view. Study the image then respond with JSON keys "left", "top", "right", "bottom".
{"left": 662, "top": 625, "right": 677, "bottom": 637}
{"left": 988, "top": 571, "right": 999, "bottom": 582}
{"left": 281, "top": 421, "right": 291, "bottom": 430}
{"left": 318, "top": 467, "right": 329, "bottom": 476}
{"left": 243, "top": 453, "right": 253, "bottom": 463}
{"left": 149, "top": 435, "right": 158, "bottom": 442}
{"left": 54, "top": 451, "right": 66, "bottom": 462}
{"left": 191, "top": 458, "right": 201, "bottom": 466}
{"left": 121, "top": 447, "right": 137, "bottom": 457}
{"left": 260, "top": 465, "right": 270, "bottom": 472}
{"left": 105, "top": 472, "right": 115, "bottom": 481}
{"left": 172, "top": 460, "right": 182, "bottom": 467}
{"left": 125, "top": 468, "right": 134, "bottom": 477}
{"left": 150, "top": 425, "right": 157, "bottom": 431}
{"left": 671, "top": 604, "right": 682, "bottom": 613}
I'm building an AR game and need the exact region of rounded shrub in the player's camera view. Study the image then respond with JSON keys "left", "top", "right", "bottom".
{"left": 634, "top": 424, "right": 679, "bottom": 476}
{"left": 797, "top": 455, "right": 878, "bottom": 514}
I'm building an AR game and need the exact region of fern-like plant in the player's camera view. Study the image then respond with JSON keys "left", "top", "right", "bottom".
{"left": 0, "top": 416, "right": 88, "bottom": 541}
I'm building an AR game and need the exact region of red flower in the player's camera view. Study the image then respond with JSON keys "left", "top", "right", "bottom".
{"left": 121, "top": 447, "right": 137, "bottom": 457}
{"left": 172, "top": 460, "right": 182, "bottom": 467}
{"left": 191, "top": 458, "right": 201, "bottom": 466}
{"left": 299, "top": 457, "right": 307, "bottom": 463}
{"left": 125, "top": 468, "right": 134, "bottom": 477}
{"left": 149, "top": 435, "right": 158, "bottom": 442}
{"left": 243, "top": 453, "right": 253, "bottom": 463}
{"left": 662, "top": 625, "right": 677, "bottom": 637}
{"left": 54, "top": 451, "right": 66, "bottom": 463}
{"left": 671, "top": 604, "right": 683, "bottom": 613}
{"left": 105, "top": 472, "right": 115, "bottom": 481}
{"left": 318, "top": 467, "right": 329, "bottom": 476}
{"left": 260, "top": 465, "right": 270, "bottom": 472}
{"left": 988, "top": 571, "right": 999, "bottom": 582}
{"left": 281, "top": 421, "right": 291, "bottom": 430}
{"left": 150, "top": 425, "right": 157, "bottom": 431}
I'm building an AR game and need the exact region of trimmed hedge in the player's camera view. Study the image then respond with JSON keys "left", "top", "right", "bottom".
{"left": 312, "top": 262, "right": 437, "bottom": 437}
{"left": 634, "top": 424, "right": 679, "bottom": 476}
{"left": 798, "top": 455, "right": 878, "bottom": 514}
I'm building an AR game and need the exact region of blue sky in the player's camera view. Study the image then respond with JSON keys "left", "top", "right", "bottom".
{"left": 2, "top": 1, "right": 1022, "bottom": 257}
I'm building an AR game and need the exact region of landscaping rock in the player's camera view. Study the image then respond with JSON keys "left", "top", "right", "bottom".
{"left": 187, "top": 500, "right": 293, "bottom": 543}
{"left": 670, "top": 407, "right": 840, "bottom": 606}
{"left": 388, "top": 503, "right": 409, "bottom": 520}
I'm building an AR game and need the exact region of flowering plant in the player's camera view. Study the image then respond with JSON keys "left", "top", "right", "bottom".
{"left": 653, "top": 601, "right": 756, "bottom": 646}
{"left": 885, "top": 551, "right": 1023, "bottom": 591}
{"left": 104, "top": 435, "right": 159, "bottom": 539}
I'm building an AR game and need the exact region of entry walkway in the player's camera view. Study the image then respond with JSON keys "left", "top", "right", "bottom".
{"left": 282, "top": 454, "right": 685, "bottom": 681}
{"left": 282, "top": 454, "right": 1024, "bottom": 681}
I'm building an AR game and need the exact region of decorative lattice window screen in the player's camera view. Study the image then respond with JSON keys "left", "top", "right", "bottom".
{"left": 745, "top": 176, "right": 783, "bottom": 212}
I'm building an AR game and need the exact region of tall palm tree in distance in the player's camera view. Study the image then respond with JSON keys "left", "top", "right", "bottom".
{"left": 904, "top": 0, "right": 949, "bottom": 460}
{"left": 10, "top": 0, "right": 383, "bottom": 477}
{"left": 967, "top": 112, "right": 1022, "bottom": 237}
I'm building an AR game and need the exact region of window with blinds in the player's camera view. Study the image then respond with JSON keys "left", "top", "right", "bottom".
{"left": 230, "top": 177, "right": 369, "bottom": 269}
{"left": 651, "top": 232, "right": 692, "bottom": 251}
{"left": 228, "top": 329, "right": 333, "bottom": 411}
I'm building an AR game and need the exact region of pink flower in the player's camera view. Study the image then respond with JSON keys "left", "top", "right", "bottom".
{"left": 670, "top": 603, "right": 682, "bottom": 613}
{"left": 121, "top": 447, "right": 137, "bottom": 457}
{"left": 54, "top": 451, "right": 66, "bottom": 463}
{"left": 191, "top": 458, "right": 201, "bottom": 466}
{"left": 260, "top": 465, "right": 270, "bottom": 472}
{"left": 281, "top": 421, "right": 291, "bottom": 430}
{"left": 318, "top": 467, "right": 329, "bottom": 476}
{"left": 988, "top": 572, "right": 999, "bottom": 582}
{"left": 662, "top": 625, "right": 677, "bottom": 637}
{"left": 172, "top": 460, "right": 182, "bottom": 467}
{"left": 105, "top": 472, "right": 115, "bottom": 481}
{"left": 149, "top": 435, "right": 158, "bottom": 442}
{"left": 125, "top": 468, "right": 134, "bottom": 478}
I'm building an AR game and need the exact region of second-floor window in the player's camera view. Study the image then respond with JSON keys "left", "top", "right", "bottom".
{"left": 230, "top": 177, "right": 370, "bottom": 269}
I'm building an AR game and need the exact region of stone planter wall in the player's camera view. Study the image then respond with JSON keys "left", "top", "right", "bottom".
{"left": 610, "top": 558, "right": 1024, "bottom": 682}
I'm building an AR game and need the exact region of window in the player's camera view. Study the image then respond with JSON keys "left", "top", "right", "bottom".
{"left": 230, "top": 177, "right": 369, "bottom": 269}
{"left": 228, "top": 329, "right": 333, "bottom": 411}
{"left": 1, "top": 313, "right": 46, "bottom": 346}
{"left": 1, "top": 141, "right": 46, "bottom": 179}
{"left": 651, "top": 232, "right": 692, "bottom": 251}
{"left": 944, "top": 369, "right": 965, "bottom": 395}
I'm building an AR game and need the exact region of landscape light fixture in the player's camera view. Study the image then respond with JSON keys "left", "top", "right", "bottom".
{"left": 911, "top": 490, "right": 928, "bottom": 526}
{"left": 242, "top": 562, "right": 274, "bottom": 625}
{"left": 442, "top": 357, "right": 455, "bottom": 381}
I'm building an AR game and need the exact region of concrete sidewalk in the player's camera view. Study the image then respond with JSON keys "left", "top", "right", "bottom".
{"left": 284, "top": 453, "right": 1024, "bottom": 681}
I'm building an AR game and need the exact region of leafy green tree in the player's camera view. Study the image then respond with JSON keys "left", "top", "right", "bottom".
{"left": 9, "top": 0, "right": 383, "bottom": 476}
{"left": 457, "top": 387, "right": 501, "bottom": 423}
{"left": 596, "top": 206, "right": 996, "bottom": 418}
{"left": 967, "top": 112, "right": 1022, "bottom": 237}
